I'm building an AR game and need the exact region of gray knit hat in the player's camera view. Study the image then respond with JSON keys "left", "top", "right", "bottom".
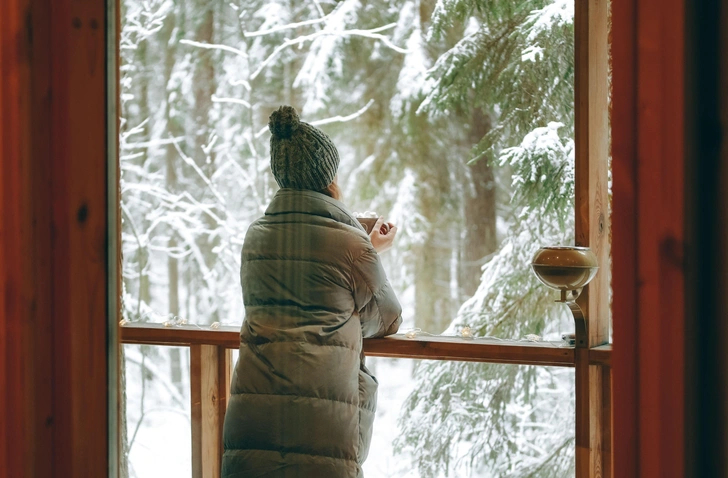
{"left": 269, "top": 105, "right": 340, "bottom": 190}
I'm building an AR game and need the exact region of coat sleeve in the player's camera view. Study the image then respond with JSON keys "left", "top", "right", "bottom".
{"left": 351, "top": 246, "right": 403, "bottom": 338}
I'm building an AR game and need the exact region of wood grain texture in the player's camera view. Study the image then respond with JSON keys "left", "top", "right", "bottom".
{"left": 589, "top": 345, "right": 612, "bottom": 367}
{"left": 54, "top": 0, "right": 109, "bottom": 475}
{"left": 574, "top": 1, "right": 611, "bottom": 476}
{"left": 612, "top": 0, "right": 686, "bottom": 475}
{"left": 0, "top": 1, "right": 55, "bottom": 476}
{"left": 363, "top": 335, "right": 575, "bottom": 366}
{"left": 601, "top": 366, "right": 613, "bottom": 477}
{"left": 575, "top": 0, "right": 610, "bottom": 348}
{"left": 641, "top": 0, "right": 686, "bottom": 473}
{"left": 120, "top": 323, "right": 613, "bottom": 366}
{"left": 191, "top": 344, "right": 226, "bottom": 478}
{"left": 574, "top": 349, "right": 591, "bottom": 478}
{"left": 611, "top": 0, "right": 638, "bottom": 475}
{"left": 218, "top": 347, "right": 233, "bottom": 457}
{"left": 122, "top": 323, "right": 242, "bottom": 348}
{"left": 0, "top": 2, "right": 29, "bottom": 474}
{"left": 0, "top": 0, "right": 110, "bottom": 476}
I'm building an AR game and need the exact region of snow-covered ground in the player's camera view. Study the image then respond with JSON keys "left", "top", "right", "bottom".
{"left": 363, "top": 358, "right": 420, "bottom": 478}
{"left": 125, "top": 345, "right": 192, "bottom": 478}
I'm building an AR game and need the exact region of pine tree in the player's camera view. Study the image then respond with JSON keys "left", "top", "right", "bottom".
{"left": 396, "top": 0, "right": 578, "bottom": 476}
{"left": 119, "top": 0, "right": 580, "bottom": 475}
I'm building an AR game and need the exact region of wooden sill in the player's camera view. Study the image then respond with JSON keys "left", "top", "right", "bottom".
{"left": 120, "top": 322, "right": 611, "bottom": 367}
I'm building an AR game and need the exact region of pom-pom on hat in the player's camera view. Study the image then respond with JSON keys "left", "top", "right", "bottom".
{"left": 268, "top": 105, "right": 340, "bottom": 191}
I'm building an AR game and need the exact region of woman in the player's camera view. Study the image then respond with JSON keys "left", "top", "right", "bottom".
{"left": 222, "top": 105, "right": 402, "bottom": 478}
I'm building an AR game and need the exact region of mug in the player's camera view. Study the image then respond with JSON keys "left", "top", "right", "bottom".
{"left": 356, "top": 217, "right": 390, "bottom": 235}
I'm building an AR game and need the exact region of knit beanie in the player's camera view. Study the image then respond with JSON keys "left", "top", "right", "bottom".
{"left": 268, "top": 105, "right": 340, "bottom": 190}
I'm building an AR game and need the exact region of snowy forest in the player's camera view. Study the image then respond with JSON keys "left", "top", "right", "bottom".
{"left": 120, "top": 0, "right": 580, "bottom": 476}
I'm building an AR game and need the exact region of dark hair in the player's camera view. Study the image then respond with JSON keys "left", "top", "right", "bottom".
{"left": 318, "top": 182, "right": 342, "bottom": 201}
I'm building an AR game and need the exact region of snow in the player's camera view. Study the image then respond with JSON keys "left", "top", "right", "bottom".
{"left": 124, "top": 345, "right": 192, "bottom": 478}
{"left": 294, "top": 0, "right": 360, "bottom": 113}
{"left": 390, "top": 27, "right": 435, "bottom": 117}
{"left": 120, "top": 0, "right": 581, "bottom": 475}
{"left": 523, "top": 0, "right": 574, "bottom": 43}
{"left": 364, "top": 359, "right": 421, "bottom": 478}
{"left": 389, "top": 3, "right": 435, "bottom": 117}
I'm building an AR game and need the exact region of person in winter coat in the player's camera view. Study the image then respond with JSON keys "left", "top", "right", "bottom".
{"left": 222, "top": 105, "right": 403, "bottom": 478}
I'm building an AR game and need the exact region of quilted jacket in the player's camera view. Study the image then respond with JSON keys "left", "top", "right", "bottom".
{"left": 222, "top": 188, "right": 402, "bottom": 478}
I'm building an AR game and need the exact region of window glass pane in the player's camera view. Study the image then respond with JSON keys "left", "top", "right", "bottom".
{"left": 123, "top": 345, "right": 191, "bottom": 477}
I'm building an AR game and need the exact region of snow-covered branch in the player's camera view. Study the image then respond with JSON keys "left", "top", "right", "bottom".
{"left": 309, "top": 99, "right": 376, "bottom": 127}
{"left": 179, "top": 39, "right": 248, "bottom": 59}
{"left": 243, "top": 13, "right": 333, "bottom": 38}
{"left": 250, "top": 24, "right": 405, "bottom": 81}
{"left": 122, "top": 136, "right": 187, "bottom": 149}
{"left": 211, "top": 95, "right": 251, "bottom": 108}
{"left": 255, "top": 99, "right": 375, "bottom": 138}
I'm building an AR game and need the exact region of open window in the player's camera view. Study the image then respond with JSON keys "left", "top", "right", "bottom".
{"left": 118, "top": 0, "right": 611, "bottom": 476}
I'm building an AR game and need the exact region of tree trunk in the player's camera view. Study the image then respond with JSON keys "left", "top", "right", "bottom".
{"left": 158, "top": 8, "right": 185, "bottom": 393}
{"left": 410, "top": 0, "right": 463, "bottom": 333}
{"left": 415, "top": 240, "right": 440, "bottom": 332}
{"left": 191, "top": 0, "right": 220, "bottom": 323}
{"left": 192, "top": 2, "right": 215, "bottom": 172}
{"left": 168, "top": 237, "right": 184, "bottom": 392}
{"left": 137, "top": 36, "right": 152, "bottom": 309}
{"left": 460, "top": 109, "right": 497, "bottom": 298}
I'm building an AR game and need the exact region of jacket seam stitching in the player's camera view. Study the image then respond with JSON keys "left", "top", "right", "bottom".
{"left": 265, "top": 190, "right": 365, "bottom": 235}
{"left": 229, "top": 390, "right": 368, "bottom": 409}
{"left": 222, "top": 448, "right": 357, "bottom": 464}
{"left": 243, "top": 257, "right": 347, "bottom": 267}
{"left": 273, "top": 189, "right": 357, "bottom": 221}
{"left": 240, "top": 341, "right": 358, "bottom": 353}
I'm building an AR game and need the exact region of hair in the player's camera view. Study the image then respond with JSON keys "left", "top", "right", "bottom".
{"left": 318, "top": 181, "right": 342, "bottom": 201}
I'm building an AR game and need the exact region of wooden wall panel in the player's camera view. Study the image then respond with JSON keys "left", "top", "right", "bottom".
{"left": 612, "top": 0, "right": 686, "bottom": 477}
{"left": 610, "top": 0, "right": 638, "bottom": 475}
{"left": 0, "top": 0, "right": 111, "bottom": 476}
{"left": 0, "top": 0, "right": 55, "bottom": 476}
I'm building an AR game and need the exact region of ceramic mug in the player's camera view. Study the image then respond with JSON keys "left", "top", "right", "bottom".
{"left": 356, "top": 217, "right": 391, "bottom": 235}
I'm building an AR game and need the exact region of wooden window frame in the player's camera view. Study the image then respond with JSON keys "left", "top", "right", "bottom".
{"left": 115, "top": 0, "right": 613, "bottom": 477}
{"left": 1, "top": 0, "right": 699, "bottom": 476}
{"left": 611, "top": 0, "right": 687, "bottom": 476}
{"left": 1, "top": 0, "right": 114, "bottom": 476}
{"left": 0, "top": 0, "right": 611, "bottom": 476}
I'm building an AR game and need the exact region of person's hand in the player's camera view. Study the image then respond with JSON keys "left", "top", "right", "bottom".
{"left": 369, "top": 217, "right": 397, "bottom": 253}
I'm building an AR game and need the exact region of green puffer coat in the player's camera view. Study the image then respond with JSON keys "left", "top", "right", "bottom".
{"left": 222, "top": 189, "right": 402, "bottom": 478}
